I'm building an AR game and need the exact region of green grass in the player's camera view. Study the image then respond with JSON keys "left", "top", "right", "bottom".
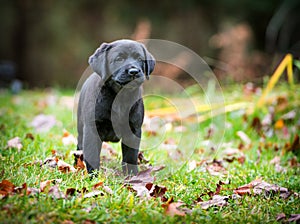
{"left": 0, "top": 84, "right": 299, "bottom": 223}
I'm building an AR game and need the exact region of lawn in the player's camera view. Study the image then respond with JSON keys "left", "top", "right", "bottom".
{"left": 0, "top": 83, "right": 299, "bottom": 223}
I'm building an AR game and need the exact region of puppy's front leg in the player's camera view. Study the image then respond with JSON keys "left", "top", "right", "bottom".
{"left": 82, "top": 124, "right": 102, "bottom": 174}
{"left": 121, "top": 139, "right": 139, "bottom": 175}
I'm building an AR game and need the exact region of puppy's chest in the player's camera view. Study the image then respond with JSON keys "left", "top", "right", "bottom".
{"left": 94, "top": 87, "right": 129, "bottom": 142}
{"left": 95, "top": 89, "right": 127, "bottom": 121}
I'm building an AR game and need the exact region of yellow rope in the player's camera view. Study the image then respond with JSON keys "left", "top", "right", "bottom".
{"left": 257, "top": 54, "right": 294, "bottom": 107}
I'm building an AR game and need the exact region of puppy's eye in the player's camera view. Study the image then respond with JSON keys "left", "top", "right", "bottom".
{"left": 115, "top": 56, "right": 125, "bottom": 62}
{"left": 137, "top": 57, "right": 143, "bottom": 62}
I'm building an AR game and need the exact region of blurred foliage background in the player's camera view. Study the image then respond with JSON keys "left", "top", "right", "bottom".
{"left": 0, "top": 0, "right": 299, "bottom": 88}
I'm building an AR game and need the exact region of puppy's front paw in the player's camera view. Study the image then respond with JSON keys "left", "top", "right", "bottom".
{"left": 122, "top": 162, "right": 138, "bottom": 176}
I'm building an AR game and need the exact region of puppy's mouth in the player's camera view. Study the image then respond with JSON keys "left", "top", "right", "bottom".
{"left": 116, "top": 77, "right": 145, "bottom": 88}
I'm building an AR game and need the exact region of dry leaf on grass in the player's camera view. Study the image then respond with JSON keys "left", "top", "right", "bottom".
{"left": 197, "top": 193, "right": 241, "bottom": 210}
{"left": 162, "top": 197, "right": 186, "bottom": 217}
{"left": 125, "top": 165, "right": 165, "bottom": 185}
{"left": 6, "top": 137, "right": 23, "bottom": 150}
{"left": 236, "top": 131, "right": 251, "bottom": 145}
{"left": 57, "top": 160, "right": 77, "bottom": 173}
{"left": 138, "top": 151, "right": 149, "bottom": 164}
{"left": 81, "top": 182, "right": 113, "bottom": 198}
{"left": 83, "top": 190, "right": 104, "bottom": 198}
{"left": 287, "top": 214, "right": 300, "bottom": 223}
{"left": 125, "top": 165, "right": 166, "bottom": 198}
{"left": 196, "top": 180, "right": 226, "bottom": 202}
{"left": 276, "top": 213, "right": 300, "bottom": 223}
{"left": 270, "top": 156, "right": 287, "bottom": 173}
{"left": 198, "top": 195, "right": 229, "bottom": 209}
{"left": 286, "top": 134, "right": 300, "bottom": 154}
{"left": 25, "top": 133, "right": 35, "bottom": 140}
{"left": 42, "top": 157, "right": 77, "bottom": 173}
{"left": 102, "top": 142, "right": 118, "bottom": 157}
{"left": 206, "top": 160, "right": 228, "bottom": 176}
{"left": 0, "top": 180, "right": 39, "bottom": 198}
{"left": 40, "top": 179, "right": 66, "bottom": 199}
{"left": 48, "top": 185, "right": 66, "bottom": 199}
{"left": 40, "top": 179, "right": 62, "bottom": 192}
{"left": 221, "top": 148, "right": 246, "bottom": 164}
{"left": 148, "top": 183, "right": 167, "bottom": 198}
{"left": 234, "top": 178, "right": 295, "bottom": 199}
{"left": 62, "top": 130, "right": 77, "bottom": 146}
{"left": 276, "top": 213, "right": 286, "bottom": 221}
{"left": 92, "top": 181, "right": 113, "bottom": 195}
{"left": 0, "top": 180, "right": 15, "bottom": 197}
{"left": 72, "top": 150, "right": 86, "bottom": 170}
{"left": 30, "top": 114, "right": 57, "bottom": 133}
{"left": 61, "top": 220, "right": 75, "bottom": 224}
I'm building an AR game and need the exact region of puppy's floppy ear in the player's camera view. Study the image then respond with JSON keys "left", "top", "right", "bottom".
{"left": 141, "top": 44, "right": 156, "bottom": 80}
{"left": 88, "top": 42, "right": 112, "bottom": 80}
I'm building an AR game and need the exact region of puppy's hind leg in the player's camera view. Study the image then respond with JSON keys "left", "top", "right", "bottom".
{"left": 82, "top": 124, "right": 102, "bottom": 175}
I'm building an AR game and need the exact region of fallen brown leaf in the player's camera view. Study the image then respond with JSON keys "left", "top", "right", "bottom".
{"left": 149, "top": 184, "right": 167, "bottom": 198}
{"left": 234, "top": 178, "right": 293, "bottom": 199}
{"left": 82, "top": 220, "right": 96, "bottom": 224}
{"left": 196, "top": 180, "right": 226, "bottom": 202}
{"left": 222, "top": 148, "right": 246, "bottom": 164}
{"left": 73, "top": 150, "right": 86, "bottom": 170}
{"left": 125, "top": 165, "right": 166, "bottom": 198}
{"left": 287, "top": 214, "right": 300, "bottom": 223}
{"left": 62, "top": 220, "right": 75, "bottom": 224}
{"left": 57, "top": 160, "right": 77, "bottom": 173}
{"left": 43, "top": 156, "right": 77, "bottom": 173}
{"left": 27, "top": 187, "right": 40, "bottom": 196}
{"left": 251, "top": 117, "right": 262, "bottom": 133}
{"left": 206, "top": 160, "right": 227, "bottom": 176}
{"left": 270, "top": 156, "right": 287, "bottom": 173}
{"left": 286, "top": 134, "right": 300, "bottom": 153}
{"left": 275, "top": 96, "right": 288, "bottom": 112}
{"left": 281, "top": 110, "right": 296, "bottom": 120}
{"left": 66, "top": 187, "right": 88, "bottom": 197}
{"left": 276, "top": 213, "right": 286, "bottom": 221}
{"left": 13, "top": 183, "right": 27, "bottom": 196}
{"left": 66, "top": 188, "right": 76, "bottom": 196}
{"left": 30, "top": 114, "right": 57, "bottom": 133}
{"left": 138, "top": 151, "right": 149, "bottom": 164}
{"left": 40, "top": 179, "right": 62, "bottom": 192}
{"left": 48, "top": 185, "right": 66, "bottom": 199}
{"left": 62, "top": 130, "right": 77, "bottom": 146}
{"left": 43, "top": 156, "right": 59, "bottom": 168}
{"left": 92, "top": 181, "right": 113, "bottom": 195}
{"left": 83, "top": 190, "right": 104, "bottom": 198}
{"left": 126, "top": 165, "right": 165, "bottom": 185}
{"left": 102, "top": 142, "right": 118, "bottom": 157}
{"left": 162, "top": 197, "right": 186, "bottom": 217}
{"left": 0, "top": 180, "right": 15, "bottom": 197}
{"left": 82, "top": 203, "right": 97, "bottom": 213}
{"left": 6, "top": 137, "right": 23, "bottom": 150}
{"left": 25, "top": 133, "right": 34, "bottom": 140}
{"left": 236, "top": 131, "right": 251, "bottom": 145}
{"left": 0, "top": 180, "right": 39, "bottom": 198}
{"left": 198, "top": 195, "right": 229, "bottom": 209}
{"left": 289, "top": 157, "right": 300, "bottom": 167}
{"left": 92, "top": 182, "right": 103, "bottom": 189}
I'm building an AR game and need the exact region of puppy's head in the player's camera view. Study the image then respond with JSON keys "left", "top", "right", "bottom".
{"left": 89, "top": 39, "right": 155, "bottom": 88}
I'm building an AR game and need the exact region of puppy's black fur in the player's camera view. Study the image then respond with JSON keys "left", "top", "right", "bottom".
{"left": 77, "top": 39, "right": 155, "bottom": 175}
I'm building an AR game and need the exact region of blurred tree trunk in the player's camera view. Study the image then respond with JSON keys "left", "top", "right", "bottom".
{"left": 13, "top": 0, "right": 29, "bottom": 83}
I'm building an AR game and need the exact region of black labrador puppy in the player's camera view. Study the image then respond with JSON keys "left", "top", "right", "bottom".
{"left": 77, "top": 39, "right": 155, "bottom": 175}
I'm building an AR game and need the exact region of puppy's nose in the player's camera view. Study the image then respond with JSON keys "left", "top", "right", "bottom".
{"left": 128, "top": 68, "right": 140, "bottom": 76}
